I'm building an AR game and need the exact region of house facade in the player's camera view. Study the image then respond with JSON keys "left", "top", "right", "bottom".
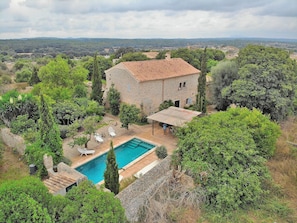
{"left": 104, "top": 58, "right": 200, "bottom": 115}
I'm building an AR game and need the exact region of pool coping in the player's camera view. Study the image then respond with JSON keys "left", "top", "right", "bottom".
{"left": 71, "top": 136, "right": 159, "bottom": 185}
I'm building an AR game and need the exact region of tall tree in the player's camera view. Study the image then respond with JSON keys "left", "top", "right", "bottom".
{"left": 107, "top": 84, "right": 121, "bottom": 116}
{"left": 211, "top": 60, "right": 239, "bottom": 110}
{"left": 90, "top": 54, "right": 103, "bottom": 105}
{"left": 104, "top": 141, "right": 120, "bottom": 195}
{"left": 28, "top": 66, "right": 41, "bottom": 86}
{"left": 38, "top": 94, "right": 63, "bottom": 162}
{"left": 196, "top": 47, "right": 207, "bottom": 113}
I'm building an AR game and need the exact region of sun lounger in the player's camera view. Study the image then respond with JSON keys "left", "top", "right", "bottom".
{"left": 77, "top": 148, "right": 95, "bottom": 156}
{"left": 94, "top": 133, "right": 104, "bottom": 143}
{"left": 108, "top": 126, "right": 116, "bottom": 137}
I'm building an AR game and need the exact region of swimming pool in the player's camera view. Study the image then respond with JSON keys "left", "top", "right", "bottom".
{"left": 75, "top": 138, "right": 156, "bottom": 184}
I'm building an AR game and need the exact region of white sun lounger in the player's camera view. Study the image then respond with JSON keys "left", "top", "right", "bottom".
{"left": 94, "top": 133, "right": 104, "bottom": 143}
{"left": 77, "top": 148, "right": 95, "bottom": 156}
{"left": 108, "top": 126, "right": 116, "bottom": 137}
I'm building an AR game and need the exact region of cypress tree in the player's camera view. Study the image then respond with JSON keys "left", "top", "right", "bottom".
{"left": 38, "top": 94, "right": 63, "bottom": 162}
{"left": 90, "top": 54, "right": 103, "bottom": 105}
{"left": 28, "top": 66, "right": 40, "bottom": 86}
{"left": 197, "top": 47, "right": 207, "bottom": 113}
{"left": 104, "top": 141, "right": 120, "bottom": 194}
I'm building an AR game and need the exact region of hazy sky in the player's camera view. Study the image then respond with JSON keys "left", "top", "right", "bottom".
{"left": 0, "top": 0, "right": 296, "bottom": 39}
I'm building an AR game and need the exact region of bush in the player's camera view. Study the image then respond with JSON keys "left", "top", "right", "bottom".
{"left": 155, "top": 145, "right": 168, "bottom": 159}
{"left": 15, "top": 68, "right": 32, "bottom": 83}
{"left": 1, "top": 74, "right": 12, "bottom": 84}
{"left": 10, "top": 114, "right": 37, "bottom": 135}
{"left": 59, "top": 125, "right": 69, "bottom": 139}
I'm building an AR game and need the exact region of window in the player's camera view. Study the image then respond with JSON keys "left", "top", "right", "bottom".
{"left": 183, "top": 82, "right": 186, "bottom": 87}
{"left": 186, "top": 98, "right": 192, "bottom": 104}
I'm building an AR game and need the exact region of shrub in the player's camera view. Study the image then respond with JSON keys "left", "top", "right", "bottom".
{"left": 10, "top": 114, "right": 37, "bottom": 135}
{"left": 1, "top": 74, "right": 12, "bottom": 84}
{"left": 155, "top": 145, "right": 168, "bottom": 159}
{"left": 59, "top": 125, "right": 69, "bottom": 139}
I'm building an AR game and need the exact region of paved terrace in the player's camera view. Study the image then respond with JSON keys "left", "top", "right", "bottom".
{"left": 63, "top": 114, "right": 178, "bottom": 180}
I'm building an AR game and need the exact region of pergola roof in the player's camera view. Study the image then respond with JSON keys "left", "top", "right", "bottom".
{"left": 147, "top": 106, "right": 201, "bottom": 127}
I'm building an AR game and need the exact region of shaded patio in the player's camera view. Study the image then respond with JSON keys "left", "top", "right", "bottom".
{"left": 146, "top": 106, "right": 202, "bottom": 135}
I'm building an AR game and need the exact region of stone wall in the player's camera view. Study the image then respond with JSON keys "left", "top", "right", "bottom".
{"left": 116, "top": 156, "right": 172, "bottom": 222}
{"left": 0, "top": 128, "right": 26, "bottom": 155}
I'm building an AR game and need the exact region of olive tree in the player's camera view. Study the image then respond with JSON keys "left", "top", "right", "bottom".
{"left": 119, "top": 103, "right": 140, "bottom": 129}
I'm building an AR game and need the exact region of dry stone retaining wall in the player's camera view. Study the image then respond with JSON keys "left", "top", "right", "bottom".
{"left": 116, "top": 156, "right": 172, "bottom": 222}
{"left": 0, "top": 128, "right": 26, "bottom": 155}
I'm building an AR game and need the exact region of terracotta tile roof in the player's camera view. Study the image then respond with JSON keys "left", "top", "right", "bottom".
{"left": 43, "top": 173, "right": 77, "bottom": 194}
{"left": 121, "top": 58, "right": 200, "bottom": 82}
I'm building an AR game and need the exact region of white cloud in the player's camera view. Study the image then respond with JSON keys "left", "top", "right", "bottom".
{"left": 0, "top": 0, "right": 296, "bottom": 39}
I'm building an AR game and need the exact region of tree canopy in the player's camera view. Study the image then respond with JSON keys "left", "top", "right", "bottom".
{"left": 175, "top": 107, "right": 280, "bottom": 213}
{"left": 119, "top": 103, "right": 140, "bottom": 129}
{"left": 35, "top": 55, "right": 88, "bottom": 101}
{"left": 211, "top": 60, "right": 239, "bottom": 110}
{"left": 171, "top": 48, "right": 225, "bottom": 71}
{"left": 214, "top": 45, "right": 297, "bottom": 121}
{"left": 0, "top": 177, "right": 127, "bottom": 223}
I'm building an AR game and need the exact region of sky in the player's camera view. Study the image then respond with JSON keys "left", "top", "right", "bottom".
{"left": 0, "top": 0, "right": 296, "bottom": 39}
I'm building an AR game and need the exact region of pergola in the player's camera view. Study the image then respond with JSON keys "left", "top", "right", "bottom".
{"left": 146, "top": 106, "right": 202, "bottom": 135}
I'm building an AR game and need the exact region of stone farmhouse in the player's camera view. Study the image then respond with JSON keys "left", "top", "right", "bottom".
{"left": 104, "top": 58, "right": 200, "bottom": 115}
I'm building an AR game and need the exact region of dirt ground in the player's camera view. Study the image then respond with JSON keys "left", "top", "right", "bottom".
{"left": 0, "top": 146, "right": 29, "bottom": 183}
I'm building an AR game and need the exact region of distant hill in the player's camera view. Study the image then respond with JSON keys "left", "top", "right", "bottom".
{"left": 0, "top": 38, "right": 296, "bottom": 57}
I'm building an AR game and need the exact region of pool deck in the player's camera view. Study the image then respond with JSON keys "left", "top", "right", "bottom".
{"left": 64, "top": 114, "right": 178, "bottom": 180}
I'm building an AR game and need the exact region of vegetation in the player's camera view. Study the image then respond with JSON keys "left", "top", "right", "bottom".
{"left": 159, "top": 100, "right": 174, "bottom": 111}
{"left": 171, "top": 47, "right": 225, "bottom": 71}
{"left": 38, "top": 94, "right": 63, "bottom": 162}
{"left": 211, "top": 60, "right": 239, "bottom": 110}
{"left": 25, "top": 95, "right": 63, "bottom": 177}
{"left": 119, "top": 103, "right": 140, "bottom": 129}
{"left": 155, "top": 145, "right": 168, "bottom": 159}
{"left": 90, "top": 54, "right": 103, "bottom": 105}
{"left": 0, "top": 177, "right": 127, "bottom": 222}
{"left": 0, "top": 177, "right": 52, "bottom": 222}
{"left": 104, "top": 141, "right": 120, "bottom": 195}
{"left": 0, "top": 90, "right": 39, "bottom": 127}
{"left": 67, "top": 116, "right": 103, "bottom": 149}
{"left": 107, "top": 84, "right": 121, "bottom": 115}
{"left": 174, "top": 107, "right": 280, "bottom": 215}
{"left": 33, "top": 55, "right": 88, "bottom": 101}
{"left": 196, "top": 47, "right": 207, "bottom": 113}
{"left": 213, "top": 45, "right": 297, "bottom": 121}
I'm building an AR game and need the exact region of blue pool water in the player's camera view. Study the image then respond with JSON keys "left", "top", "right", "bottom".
{"left": 75, "top": 138, "right": 155, "bottom": 184}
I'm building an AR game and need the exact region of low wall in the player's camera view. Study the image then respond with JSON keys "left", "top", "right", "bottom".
{"left": 0, "top": 128, "right": 26, "bottom": 155}
{"left": 116, "top": 156, "right": 172, "bottom": 222}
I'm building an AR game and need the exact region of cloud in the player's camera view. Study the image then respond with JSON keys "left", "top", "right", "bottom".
{"left": 0, "top": 0, "right": 10, "bottom": 11}
{"left": 256, "top": 0, "right": 297, "bottom": 17}
{"left": 20, "top": 0, "right": 294, "bottom": 16}
{"left": 0, "top": 0, "right": 296, "bottom": 39}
